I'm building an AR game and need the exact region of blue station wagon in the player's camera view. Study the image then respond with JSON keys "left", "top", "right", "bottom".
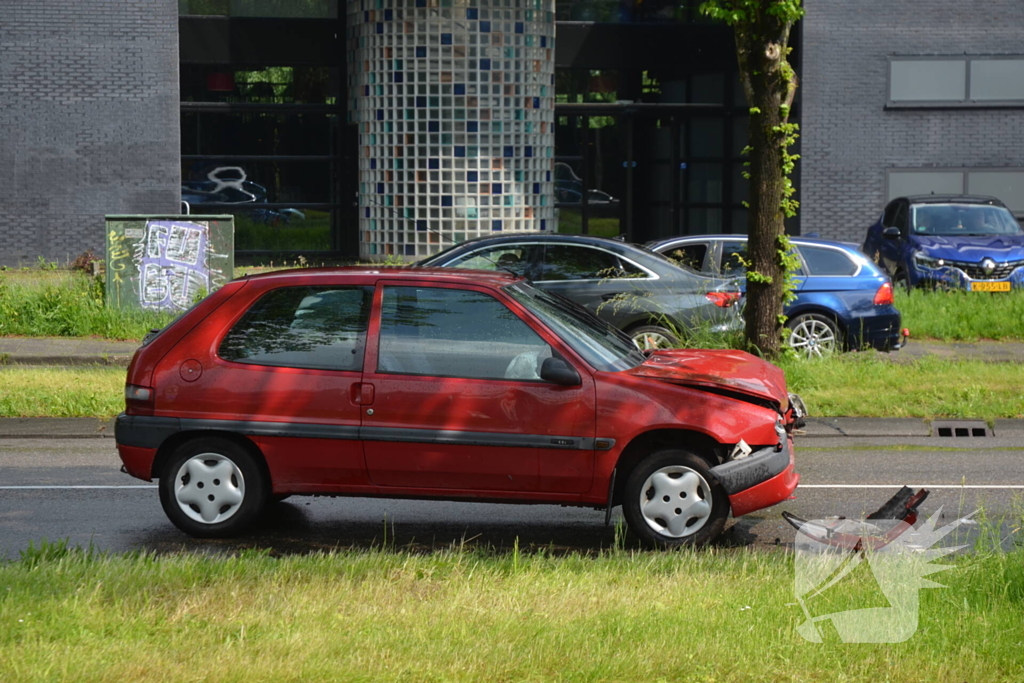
{"left": 648, "top": 235, "right": 903, "bottom": 357}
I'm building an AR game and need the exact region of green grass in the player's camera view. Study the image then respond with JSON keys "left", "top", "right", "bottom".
{"left": 2, "top": 355, "right": 1022, "bottom": 420}
{"left": 0, "top": 273, "right": 175, "bottom": 341}
{"left": 896, "top": 288, "right": 1024, "bottom": 341}
{"left": 779, "top": 355, "right": 1024, "bottom": 420}
{"left": 555, "top": 209, "right": 622, "bottom": 238}
{"left": 0, "top": 368, "right": 126, "bottom": 418}
{"left": 1, "top": 542, "right": 1023, "bottom": 682}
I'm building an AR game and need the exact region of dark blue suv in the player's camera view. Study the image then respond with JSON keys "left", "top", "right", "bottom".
{"left": 648, "top": 235, "right": 903, "bottom": 357}
{"left": 863, "top": 195, "right": 1024, "bottom": 291}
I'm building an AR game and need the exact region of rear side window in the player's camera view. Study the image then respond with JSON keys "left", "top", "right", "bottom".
{"left": 721, "top": 241, "right": 748, "bottom": 276}
{"left": 219, "top": 286, "right": 373, "bottom": 371}
{"left": 799, "top": 246, "right": 858, "bottom": 276}
{"left": 664, "top": 244, "right": 708, "bottom": 272}
{"left": 537, "top": 245, "right": 644, "bottom": 281}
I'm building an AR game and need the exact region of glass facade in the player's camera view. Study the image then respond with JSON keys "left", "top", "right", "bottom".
{"left": 178, "top": 1, "right": 759, "bottom": 257}
{"left": 346, "top": 0, "right": 557, "bottom": 260}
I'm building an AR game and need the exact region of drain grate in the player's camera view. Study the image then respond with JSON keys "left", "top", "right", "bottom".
{"left": 931, "top": 420, "right": 992, "bottom": 437}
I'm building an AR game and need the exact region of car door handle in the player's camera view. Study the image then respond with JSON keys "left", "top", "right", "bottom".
{"left": 351, "top": 383, "right": 375, "bottom": 406}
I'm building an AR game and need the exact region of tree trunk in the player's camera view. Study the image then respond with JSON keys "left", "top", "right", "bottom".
{"left": 734, "top": 14, "right": 796, "bottom": 359}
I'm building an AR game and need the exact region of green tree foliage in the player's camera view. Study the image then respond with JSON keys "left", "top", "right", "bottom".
{"left": 700, "top": 0, "right": 804, "bottom": 358}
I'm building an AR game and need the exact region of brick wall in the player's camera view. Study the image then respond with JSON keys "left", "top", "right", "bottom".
{"left": 799, "top": 0, "right": 1024, "bottom": 242}
{"left": 0, "top": 0, "right": 180, "bottom": 266}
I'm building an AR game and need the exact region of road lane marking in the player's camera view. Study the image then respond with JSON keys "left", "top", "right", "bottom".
{"left": 0, "top": 485, "right": 157, "bottom": 490}
{"left": 799, "top": 484, "right": 1024, "bottom": 489}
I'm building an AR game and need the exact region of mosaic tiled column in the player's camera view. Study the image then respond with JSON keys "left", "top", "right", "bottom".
{"left": 347, "top": 0, "right": 556, "bottom": 260}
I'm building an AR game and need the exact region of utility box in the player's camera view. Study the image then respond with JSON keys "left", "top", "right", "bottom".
{"left": 105, "top": 215, "right": 234, "bottom": 311}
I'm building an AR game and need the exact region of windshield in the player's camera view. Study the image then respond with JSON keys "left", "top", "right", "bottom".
{"left": 504, "top": 282, "right": 646, "bottom": 372}
{"left": 911, "top": 204, "right": 1023, "bottom": 237}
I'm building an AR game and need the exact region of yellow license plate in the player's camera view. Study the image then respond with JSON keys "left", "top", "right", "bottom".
{"left": 970, "top": 281, "right": 1011, "bottom": 292}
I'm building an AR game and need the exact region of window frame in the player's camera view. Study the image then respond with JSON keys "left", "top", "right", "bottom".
{"left": 887, "top": 55, "right": 1024, "bottom": 108}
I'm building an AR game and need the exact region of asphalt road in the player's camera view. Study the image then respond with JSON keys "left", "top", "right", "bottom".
{"left": 2, "top": 436, "right": 1022, "bottom": 560}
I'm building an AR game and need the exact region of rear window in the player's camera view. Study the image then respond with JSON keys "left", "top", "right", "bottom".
{"left": 799, "top": 246, "right": 858, "bottom": 276}
{"left": 218, "top": 286, "right": 373, "bottom": 371}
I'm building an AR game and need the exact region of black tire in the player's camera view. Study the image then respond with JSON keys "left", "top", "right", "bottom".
{"left": 785, "top": 313, "right": 843, "bottom": 358}
{"left": 159, "top": 437, "right": 267, "bottom": 538}
{"left": 629, "top": 324, "right": 680, "bottom": 351}
{"left": 622, "top": 449, "right": 729, "bottom": 548}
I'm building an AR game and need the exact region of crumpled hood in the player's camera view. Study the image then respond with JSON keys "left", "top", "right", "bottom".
{"left": 913, "top": 234, "right": 1024, "bottom": 263}
{"left": 626, "top": 349, "right": 789, "bottom": 411}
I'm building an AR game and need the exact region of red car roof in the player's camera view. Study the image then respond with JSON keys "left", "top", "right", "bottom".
{"left": 238, "top": 266, "right": 521, "bottom": 287}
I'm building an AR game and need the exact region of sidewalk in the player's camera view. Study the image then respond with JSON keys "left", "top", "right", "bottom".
{"left": 0, "top": 337, "right": 139, "bottom": 366}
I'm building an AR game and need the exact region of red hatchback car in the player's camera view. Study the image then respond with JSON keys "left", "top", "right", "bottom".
{"left": 116, "top": 267, "right": 802, "bottom": 547}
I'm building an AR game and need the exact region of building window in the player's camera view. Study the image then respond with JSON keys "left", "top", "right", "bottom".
{"left": 886, "top": 168, "right": 1024, "bottom": 215}
{"left": 888, "top": 56, "right": 1024, "bottom": 107}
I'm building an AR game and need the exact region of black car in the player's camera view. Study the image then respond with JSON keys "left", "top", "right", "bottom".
{"left": 418, "top": 233, "right": 743, "bottom": 349}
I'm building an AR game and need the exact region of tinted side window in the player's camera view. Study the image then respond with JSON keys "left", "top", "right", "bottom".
{"left": 882, "top": 201, "right": 900, "bottom": 227}
{"left": 537, "top": 245, "right": 643, "bottom": 281}
{"left": 219, "top": 286, "right": 372, "bottom": 371}
{"left": 664, "top": 244, "right": 708, "bottom": 272}
{"left": 721, "top": 241, "right": 748, "bottom": 276}
{"left": 799, "top": 246, "right": 858, "bottom": 276}
{"left": 444, "top": 244, "right": 531, "bottom": 277}
{"left": 378, "top": 287, "right": 552, "bottom": 380}
{"left": 893, "top": 202, "right": 909, "bottom": 236}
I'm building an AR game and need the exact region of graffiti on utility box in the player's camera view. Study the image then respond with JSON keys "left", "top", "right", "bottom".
{"left": 105, "top": 214, "right": 233, "bottom": 311}
{"left": 138, "top": 220, "right": 211, "bottom": 310}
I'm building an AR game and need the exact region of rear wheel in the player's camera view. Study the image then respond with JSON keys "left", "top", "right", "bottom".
{"left": 159, "top": 437, "right": 267, "bottom": 538}
{"left": 622, "top": 449, "right": 729, "bottom": 548}
{"left": 629, "top": 325, "right": 679, "bottom": 351}
{"left": 786, "top": 313, "right": 841, "bottom": 358}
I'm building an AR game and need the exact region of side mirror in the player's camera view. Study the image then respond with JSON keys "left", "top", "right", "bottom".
{"left": 540, "top": 357, "right": 581, "bottom": 386}
{"left": 882, "top": 226, "right": 901, "bottom": 239}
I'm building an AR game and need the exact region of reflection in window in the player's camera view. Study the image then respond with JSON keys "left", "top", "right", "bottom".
{"left": 219, "top": 286, "right": 372, "bottom": 370}
{"left": 538, "top": 245, "right": 644, "bottom": 281}
{"left": 446, "top": 245, "right": 532, "bottom": 277}
{"left": 800, "top": 246, "right": 858, "bottom": 276}
{"left": 377, "top": 287, "right": 551, "bottom": 380}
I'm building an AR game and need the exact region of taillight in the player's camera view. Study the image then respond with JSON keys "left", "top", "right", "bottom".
{"left": 873, "top": 282, "right": 894, "bottom": 306}
{"left": 706, "top": 291, "right": 742, "bottom": 308}
{"left": 125, "top": 384, "right": 155, "bottom": 416}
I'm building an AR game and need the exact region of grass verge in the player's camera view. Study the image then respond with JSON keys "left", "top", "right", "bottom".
{"left": 0, "top": 272, "right": 174, "bottom": 341}
{"left": 894, "top": 288, "right": 1024, "bottom": 341}
{"left": 1, "top": 542, "right": 1023, "bottom": 682}
{"left": 1, "top": 356, "right": 1021, "bottom": 420}
{"left": 0, "top": 368, "right": 126, "bottom": 418}
{"left": 779, "top": 355, "right": 1024, "bottom": 420}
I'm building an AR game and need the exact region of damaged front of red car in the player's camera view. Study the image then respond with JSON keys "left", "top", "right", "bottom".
{"left": 592, "top": 348, "right": 803, "bottom": 547}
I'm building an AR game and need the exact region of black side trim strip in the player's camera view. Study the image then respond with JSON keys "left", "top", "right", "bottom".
{"left": 360, "top": 427, "right": 595, "bottom": 450}
{"left": 179, "top": 419, "right": 360, "bottom": 441}
{"left": 115, "top": 414, "right": 182, "bottom": 450}
{"left": 114, "top": 415, "right": 594, "bottom": 452}
{"left": 709, "top": 441, "right": 790, "bottom": 495}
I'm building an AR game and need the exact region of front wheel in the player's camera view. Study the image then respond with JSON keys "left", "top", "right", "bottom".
{"left": 159, "top": 437, "right": 267, "bottom": 538}
{"left": 622, "top": 449, "right": 729, "bottom": 548}
{"left": 786, "top": 313, "right": 842, "bottom": 358}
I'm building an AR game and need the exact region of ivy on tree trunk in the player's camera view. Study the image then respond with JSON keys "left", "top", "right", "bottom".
{"left": 700, "top": 0, "right": 803, "bottom": 358}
